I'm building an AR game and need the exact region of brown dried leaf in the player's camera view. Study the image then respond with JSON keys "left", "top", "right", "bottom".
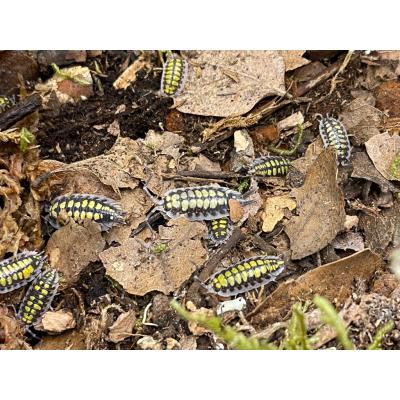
{"left": 107, "top": 310, "right": 136, "bottom": 343}
{"left": 331, "top": 231, "right": 365, "bottom": 252}
{"left": 100, "top": 218, "right": 207, "bottom": 296}
{"left": 176, "top": 51, "right": 286, "bottom": 117}
{"left": 365, "top": 132, "right": 400, "bottom": 181}
{"left": 251, "top": 249, "right": 384, "bottom": 327}
{"left": 35, "top": 66, "right": 93, "bottom": 105}
{"left": 229, "top": 199, "right": 244, "bottom": 223}
{"left": 0, "top": 306, "right": 27, "bottom": 350}
{"left": 37, "top": 310, "right": 76, "bottom": 334}
{"left": 359, "top": 199, "right": 400, "bottom": 254}
{"left": 285, "top": 149, "right": 346, "bottom": 260}
{"left": 262, "top": 195, "right": 296, "bottom": 233}
{"left": 290, "top": 138, "right": 324, "bottom": 175}
{"left": 34, "top": 330, "right": 86, "bottom": 350}
{"left": 46, "top": 220, "right": 106, "bottom": 286}
{"left": 351, "top": 152, "right": 399, "bottom": 193}
{"left": 375, "top": 81, "right": 400, "bottom": 117}
{"left": 339, "top": 97, "right": 382, "bottom": 145}
{"left": 275, "top": 50, "right": 310, "bottom": 71}
{"left": 105, "top": 188, "right": 153, "bottom": 245}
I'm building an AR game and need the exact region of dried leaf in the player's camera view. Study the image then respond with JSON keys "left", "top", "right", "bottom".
{"left": 331, "top": 231, "right": 365, "bottom": 252}
{"left": 100, "top": 218, "right": 207, "bottom": 296}
{"left": 38, "top": 310, "right": 76, "bottom": 334}
{"left": 285, "top": 149, "right": 346, "bottom": 260}
{"left": 36, "top": 66, "right": 93, "bottom": 105}
{"left": 108, "top": 310, "right": 136, "bottom": 343}
{"left": 290, "top": 138, "right": 324, "bottom": 175}
{"left": 276, "top": 111, "right": 304, "bottom": 133}
{"left": 46, "top": 220, "right": 106, "bottom": 286}
{"left": 351, "top": 152, "right": 399, "bottom": 193}
{"left": 176, "top": 51, "right": 286, "bottom": 117}
{"left": 262, "top": 195, "right": 296, "bottom": 233}
{"left": 105, "top": 188, "right": 153, "bottom": 245}
{"left": 339, "top": 97, "right": 382, "bottom": 145}
{"left": 251, "top": 249, "right": 384, "bottom": 327}
{"left": 359, "top": 199, "right": 400, "bottom": 254}
{"left": 275, "top": 50, "right": 310, "bottom": 71}
{"left": 365, "top": 132, "right": 400, "bottom": 181}
{"left": 229, "top": 199, "right": 244, "bottom": 223}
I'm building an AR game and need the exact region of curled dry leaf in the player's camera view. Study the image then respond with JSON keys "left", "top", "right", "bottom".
{"left": 0, "top": 306, "right": 27, "bottom": 350}
{"left": 0, "top": 141, "right": 43, "bottom": 257}
{"left": 339, "top": 97, "right": 382, "bottom": 145}
{"left": 46, "top": 220, "right": 106, "bottom": 287}
{"left": 108, "top": 310, "right": 136, "bottom": 343}
{"left": 136, "top": 336, "right": 162, "bottom": 350}
{"left": 100, "top": 218, "right": 207, "bottom": 296}
{"left": 365, "top": 132, "right": 400, "bottom": 181}
{"left": 37, "top": 310, "right": 76, "bottom": 334}
{"left": 176, "top": 51, "right": 286, "bottom": 117}
{"left": 285, "top": 148, "right": 346, "bottom": 260}
{"left": 251, "top": 249, "right": 384, "bottom": 327}
{"left": 262, "top": 195, "right": 296, "bottom": 233}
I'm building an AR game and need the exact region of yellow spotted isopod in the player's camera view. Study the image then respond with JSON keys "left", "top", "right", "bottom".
{"left": 17, "top": 268, "right": 59, "bottom": 327}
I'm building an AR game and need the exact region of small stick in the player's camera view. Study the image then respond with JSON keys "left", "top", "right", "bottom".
{"left": 295, "top": 54, "right": 346, "bottom": 97}
{"left": 163, "top": 170, "right": 242, "bottom": 180}
{"left": 328, "top": 50, "right": 354, "bottom": 95}
{"left": 0, "top": 94, "right": 41, "bottom": 131}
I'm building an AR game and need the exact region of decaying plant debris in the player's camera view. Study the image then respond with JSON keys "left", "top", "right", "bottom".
{"left": 1, "top": 50, "right": 400, "bottom": 350}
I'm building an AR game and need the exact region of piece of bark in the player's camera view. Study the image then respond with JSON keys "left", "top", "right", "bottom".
{"left": 0, "top": 94, "right": 41, "bottom": 130}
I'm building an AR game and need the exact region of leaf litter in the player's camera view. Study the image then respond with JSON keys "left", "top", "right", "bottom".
{"left": 2, "top": 50, "right": 400, "bottom": 350}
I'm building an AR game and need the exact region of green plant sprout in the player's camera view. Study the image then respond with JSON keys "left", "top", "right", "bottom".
{"left": 152, "top": 243, "right": 168, "bottom": 254}
{"left": 170, "top": 300, "right": 277, "bottom": 350}
{"left": 171, "top": 295, "right": 395, "bottom": 350}
{"left": 19, "top": 127, "right": 35, "bottom": 152}
{"left": 368, "top": 321, "right": 395, "bottom": 350}
{"left": 51, "top": 63, "right": 91, "bottom": 86}
{"left": 313, "top": 295, "right": 354, "bottom": 350}
{"left": 237, "top": 178, "right": 251, "bottom": 193}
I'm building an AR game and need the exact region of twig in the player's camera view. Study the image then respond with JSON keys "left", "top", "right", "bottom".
{"left": 163, "top": 170, "right": 242, "bottom": 181}
{"left": 295, "top": 54, "right": 346, "bottom": 97}
{"left": 0, "top": 94, "right": 41, "bottom": 131}
{"left": 328, "top": 50, "right": 354, "bottom": 95}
